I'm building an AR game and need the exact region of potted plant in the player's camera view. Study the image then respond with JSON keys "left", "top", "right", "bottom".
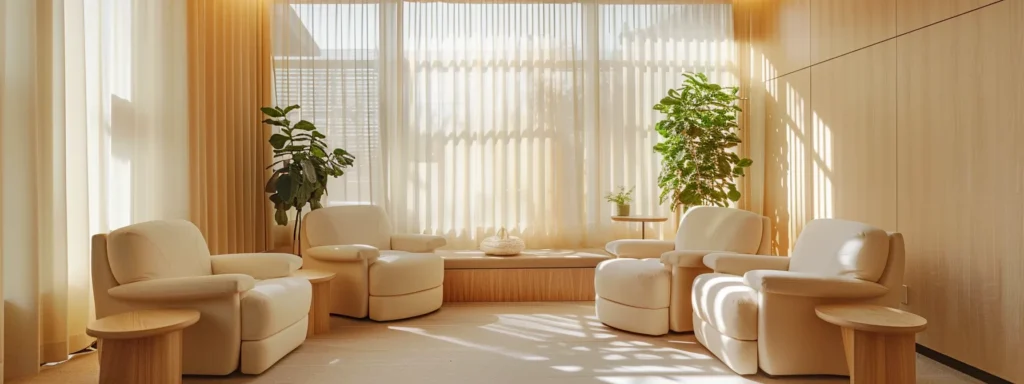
{"left": 605, "top": 186, "right": 635, "bottom": 217}
{"left": 260, "top": 105, "right": 356, "bottom": 252}
{"left": 653, "top": 72, "right": 753, "bottom": 212}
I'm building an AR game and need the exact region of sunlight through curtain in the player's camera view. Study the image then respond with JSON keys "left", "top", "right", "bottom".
{"left": 273, "top": 0, "right": 735, "bottom": 248}
{"left": 0, "top": 0, "right": 188, "bottom": 380}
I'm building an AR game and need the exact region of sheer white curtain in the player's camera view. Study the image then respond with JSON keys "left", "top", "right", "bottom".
{"left": 273, "top": 0, "right": 735, "bottom": 248}
{"left": 0, "top": 0, "right": 187, "bottom": 380}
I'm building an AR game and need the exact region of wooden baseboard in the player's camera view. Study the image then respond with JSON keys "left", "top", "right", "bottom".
{"left": 443, "top": 268, "right": 595, "bottom": 302}
{"left": 916, "top": 344, "right": 1012, "bottom": 384}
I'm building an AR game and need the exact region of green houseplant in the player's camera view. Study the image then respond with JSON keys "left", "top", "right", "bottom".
{"left": 260, "top": 105, "right": 356, "bottom": 248}
{"left": 653, "top": 72, "right": 753, "bottom": 212}
{"left": 604, "top": 186, "right": 635, "bottom": 216}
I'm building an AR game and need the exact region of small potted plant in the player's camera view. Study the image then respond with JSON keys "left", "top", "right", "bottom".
{"left": 605, "top": 186, "right": 635, "bottom": 217}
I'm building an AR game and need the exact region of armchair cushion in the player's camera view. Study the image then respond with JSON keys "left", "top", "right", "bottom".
{"left": 368, "top": 253, "right": 444, "bottom": 296}
{"left": 391, "top": 234, "right": 447, "bottom": 253}
{"left": 303, "top": 205, "right": 393, "bottom": 250}
{"left": 692, "top": 273, "right": 758, "bottom": 341}
{"left": 106, "top": 220, "right": 213, "bottom": 284}
{"left": 660, "top": 250, "right": 717, "bottom": 267}
{"left": 240, "top": 277, "right": 312, "bottom": 341}
{"left": 743, "top": 270, "right": 888, "bottom": 299}
{"left": 594, "top": 258, "right": 670, "bottom": 309}
{"left": 604, "top": 240, "right": 674, "bottom": 259}
{"left": 789, "top": 219, "right": 891, "bottom": 281}
{"left": 108, "top": 274, "right": 255, "bottom": 301}
{"left": 211, "top": 253, "right": 302, "bottom": 280}
{"left": 676, "top": 207, "right": 766, "bottom": 254}
{"left": 704, "top": 253, "right": 790, "bottom": 275}
{"left": 305, "top": 245, "right": 381, "bottom": 263}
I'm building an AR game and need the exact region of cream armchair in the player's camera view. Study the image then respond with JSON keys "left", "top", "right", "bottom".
{"left": 692, "top": 218, "right": 905, "bottom": 376}
{"left": 596, "top": 207, "right": 771, "bottom": 335}
{"left": 300, "top": 205, "right": 446, "bottom": 321}
{"left": 92, "top": 220, "right": 311, "bottom": 375}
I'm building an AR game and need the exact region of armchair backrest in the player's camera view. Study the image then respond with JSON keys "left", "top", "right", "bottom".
{"left": 103, "top": 220, "right": 213, "bottom": 284}
{"left": 301, "top": 205, "right": 393, "bottom": 251}
{"left": 788, "top": 219, "right": 891, "bottom": 282}
{"left": 675, "top": 206, "right": 767, "bottom": 254}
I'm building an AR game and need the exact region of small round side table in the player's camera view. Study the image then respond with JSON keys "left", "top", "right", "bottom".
{"left": 816, "top": 304, "right": 927, "bottom": 384}
{"left": 87, "top": 309, "right": 200, "bottom": 384}
{"left": 293, "top": 269, "right": 337, "bottom": 336}
{"left": 611, "top": 216, "right": 668, "bottom": 239}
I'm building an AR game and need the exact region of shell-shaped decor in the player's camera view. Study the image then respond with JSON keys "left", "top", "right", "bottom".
{"left": 479, "top": 227, "right": 526, "bottom": 256}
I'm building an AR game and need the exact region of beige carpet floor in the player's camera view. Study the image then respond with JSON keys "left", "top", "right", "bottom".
{"left": 18, "top": 302, "right": 980, "bottom": 384}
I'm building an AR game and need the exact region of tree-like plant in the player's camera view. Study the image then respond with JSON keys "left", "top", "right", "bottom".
{"left": 652, "top": 72, "right": 753, "bottom": 211}
{"left": 260, "top": 105, "right": 355, "bottom": 246}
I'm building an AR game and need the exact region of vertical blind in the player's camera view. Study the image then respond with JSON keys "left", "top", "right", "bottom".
{"left": 273, "top": 0, "right": 735, "bottom": 248}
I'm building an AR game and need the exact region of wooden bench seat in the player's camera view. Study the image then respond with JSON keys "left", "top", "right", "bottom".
{"left": 437, "top": 248, "right": 611, "bottom": 302}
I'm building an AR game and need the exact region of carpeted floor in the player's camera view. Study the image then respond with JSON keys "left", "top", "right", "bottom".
{"left": 18, "top": 302, "right": 980, "bottom": 383}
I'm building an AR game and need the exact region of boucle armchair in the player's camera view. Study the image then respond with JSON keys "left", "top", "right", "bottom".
{"left": 92, "top": 220, "right": 311, "bottom": 375}
{"left": 596, "top": 206, "right": 771, "bottom": 335}
{"left": 692, "top": 218, "right": 905, "bottom": 376}
{"left": 300, "top": 205, "right": 446, "bottom": 321}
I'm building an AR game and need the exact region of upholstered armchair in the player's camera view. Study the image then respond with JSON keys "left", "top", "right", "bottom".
{"left": 596, "top": 206, "right": 771, "bottom": 335}
{"left": 300, "top": 205, "right": 446, "bottom": 321}
{"left": 92, "top": 220, "right": 311, "bottom": 375}
{"left": 692, "top": 218, "right": 905, "bottom": 376}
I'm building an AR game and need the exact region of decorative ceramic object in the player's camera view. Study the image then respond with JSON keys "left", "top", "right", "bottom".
{"left": 479, "top": 227, "right": 526, "bottom": 256}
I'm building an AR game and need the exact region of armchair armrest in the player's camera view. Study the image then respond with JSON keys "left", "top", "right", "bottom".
{"left": 211, "top": 253, "right": 302, "bottom": 279}
{"left": 704, "top": 253, "right": 790, "bottom": 275}
{"left": 391, "top": 234, "right": 446, "bottom": 252}
{"left": 305, "top": 245, "right": 381, "bottom": 263}
{"left": 108, "top": 274, "right": 255, "bottom": 302}
{"left": 660, "top": 250, "right": 718, "bottom": 267}
{"left": 744, "top": 270, "right": 888, "bottom": 299}
{"left": 605, "top": 240, "right": 674, "bottom": 259}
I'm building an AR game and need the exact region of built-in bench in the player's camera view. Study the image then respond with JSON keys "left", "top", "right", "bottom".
{"left": 437, "top": 249, "right": 611, "bottom": 303}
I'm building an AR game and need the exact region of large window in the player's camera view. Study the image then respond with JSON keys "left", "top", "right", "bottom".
{"left": 272, "top": 0, "right": 735, "bottom": 247}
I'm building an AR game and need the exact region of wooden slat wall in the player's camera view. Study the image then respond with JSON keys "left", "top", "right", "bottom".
{"left": 187, "top": 0, "right": 273, "bottom": 254}
{"left": 739, "top": 0, "right": 1024, "bottom": 381}
{"left": 443, "top": 269, "right": 596, "bottom": 302}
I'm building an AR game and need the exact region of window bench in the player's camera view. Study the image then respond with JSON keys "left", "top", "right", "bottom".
{"left": 437, "top": 249, "right": 611, "bottom": 302}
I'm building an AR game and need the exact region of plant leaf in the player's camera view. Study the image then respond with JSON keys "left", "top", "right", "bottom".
{"left": 261, "top": 107, "right": 283, "bottom": 118}
{"left": 301, "top": 159, "right": 317, "bottom": 183}
{"left": 269, "top": 134, "right": 289, "bottom": 149}
{"left": 294, "top": 120, "right": 316, "bottom": 131}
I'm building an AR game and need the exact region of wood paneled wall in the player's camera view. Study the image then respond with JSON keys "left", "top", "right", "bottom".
{"left": 739, "top": 0, "right": 1024, "bottom": 381}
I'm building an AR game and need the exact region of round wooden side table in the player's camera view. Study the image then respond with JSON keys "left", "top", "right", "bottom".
{"left": 611, "top": 216, "right": 669, "bottom": 239}
{"left": 815, "top": 304, "right": 927, "bottom": 384}
{"left": 87, "top": 309, "right": 200, "bottom": 384}
{"left": 293, "top": 269, "right": 337, "bottom": 336}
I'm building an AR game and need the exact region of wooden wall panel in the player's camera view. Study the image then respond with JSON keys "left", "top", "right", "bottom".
{"left": 443, "top": 268, "right": 596, "bottom": 302}
{"left": 762, "top": 69, "right": 811, "bottom": 255}
{"left": 896, "top": 0, "right": 1000, "bottom": 34}
{"left": 808, "top": 40, "right": 898, "bottom": 231}
{"left": 896, "top": 1, "right": 1024, "bottom": 381}
{"left": 759, "top": 0, "right": 811, "bottom": 79}
{"left": 810, "top": 0, "right": 896, "bottom": 64}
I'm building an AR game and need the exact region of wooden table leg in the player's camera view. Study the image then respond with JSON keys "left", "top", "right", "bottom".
{"left": 98, "top": 330, "right": 184, "bottom": 384}
{"left": 842, "top": 327, "right": 917, "bottom": 383}
{"left": 310, "top": 281, "right": 332, "bottom": 335}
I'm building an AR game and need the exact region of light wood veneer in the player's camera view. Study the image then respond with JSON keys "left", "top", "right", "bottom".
{"left": 87, "top": 310, "right": 200, "bottom": 384}
{"left": 817, "top": 305, "right": 927, "bottom": 384}
{"left": 294, "top": 269, "right": 336, "bottom": 336}
{"left": 443, "top": 268, "right": 595, "bottom": 302}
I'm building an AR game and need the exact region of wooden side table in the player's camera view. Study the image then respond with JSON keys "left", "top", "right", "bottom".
{"left": 611, "top": 216, "right": 669, "bottom": 239}
{"left": 293, "top": 269, "right": 337, "bottom": 336}
{"left": 816, "top": 304, "right": 927, "bottom": 384}
{"left": 87, "top": 309, "right": 200, "bottom": 384}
